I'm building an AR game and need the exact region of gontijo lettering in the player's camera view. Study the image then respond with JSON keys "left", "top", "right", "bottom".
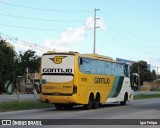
{"left": 49, "top": 56, "right": 67, "bottom": 64}
{"left": 94, "top": 77, "right": 110, "bottom": 84}
{"left": 43, "top": 68, "right": 72, "bottom": 73}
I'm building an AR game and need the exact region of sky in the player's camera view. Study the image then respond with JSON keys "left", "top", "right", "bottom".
{"left": 0, "top": 0, "right": 160, "bottom": 71}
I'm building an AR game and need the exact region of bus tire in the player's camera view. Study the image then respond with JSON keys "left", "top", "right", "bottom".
{"left": 84, "top": 94, "right": 93, "bottom": 110}
{"left": 63, "top": 104, "right": 73, "bottom": 109}
{"left": 55, "top": 104, "right": 63, "bottom": 110}
{"left": 93, "top": 94, "right": 100, "bottom": 109}
{"left": 120, "top": 93, "right": 128, "bottom": 106}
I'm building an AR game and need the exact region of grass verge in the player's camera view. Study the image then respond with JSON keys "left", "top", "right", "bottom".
{"left": 134, "top": 94, "right": 160, "bottom": 100}
{"left": 1, "top": 94, "right": 160, "bottom": 112}
{"left": 0, "top": 101, "right": 54, "bottom": 112}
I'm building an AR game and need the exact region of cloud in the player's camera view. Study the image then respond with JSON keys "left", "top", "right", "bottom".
{"left": 13, "top": 40, "right": 46, "bottom": 56}
{"left": 85, "top": 16, "right": 94, "bottom": 29}
{"left": 41, "top": 16, "right": 107, "bottom": 52}
{"left": 59, "top": 26, "right": 86, "bottom": 45}
{"left": 41, "top": 26, "right": 86, "bottom": 52}
{"left": 97, "top": 19, "right": 107, "bottom": 31}
{"left": 85, "top": 16, "right": 107, "bottom": 31}
{"left": 12, "top": 16, "right": 107, "bottom": 55}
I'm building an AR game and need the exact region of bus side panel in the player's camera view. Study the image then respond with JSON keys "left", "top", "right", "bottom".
{"left": 74, "top": 73, "right": 88, "bottom": 104}
{"left": 107, "top": 77, "right": 133, "bottom": 103}
{"left": 74, "top": 72, "right": 115, "bottom": 104}
{"left": 73, "top": 55, "right": 88, "bottom": 104}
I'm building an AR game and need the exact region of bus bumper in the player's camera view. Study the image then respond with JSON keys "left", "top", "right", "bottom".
{"left": 40, "top": 93, "right": 77, "bottom": 104}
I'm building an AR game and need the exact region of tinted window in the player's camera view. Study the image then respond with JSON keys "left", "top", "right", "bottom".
{"left": 79, "top": 57, "right": 125, "bottom": 76}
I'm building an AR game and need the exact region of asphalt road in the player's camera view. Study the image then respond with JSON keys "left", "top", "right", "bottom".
{"left": 0, "top": 98, "right": 160, "bottom": 128}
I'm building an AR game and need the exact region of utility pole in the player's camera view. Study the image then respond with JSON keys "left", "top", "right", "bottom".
{"left": 93, "top": 8, "right": 100, "bottom": 54}
{"left": 156, "top": 67, "right": 159, "bottom": 81}
{"left": 154, "top": 66, "right": 160, "bottom": 91}
{"left": 137, "top": 61, "right": 141, "bottom": 91}
{"left": 156, "top": 67, "right": 159, "bottom": 75}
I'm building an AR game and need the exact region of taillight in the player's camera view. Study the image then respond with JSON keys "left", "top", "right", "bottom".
{"left": 73, "top": 85, "right": 77, "bottom": 94}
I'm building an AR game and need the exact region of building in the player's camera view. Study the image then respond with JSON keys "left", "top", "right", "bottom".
{"left": 116, "top": 58, "right": 135, "bottom": 64}
{"left": 116, "top": 58, "right": 151, "bottom": 71}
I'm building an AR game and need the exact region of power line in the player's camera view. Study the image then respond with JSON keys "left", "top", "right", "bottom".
{"left": 0, "top": 32, "right": 53, "bottom": 52}
{"left": 0, "top": 23, "right": 65, "bottom": 31}
{"left": 99, "top": 19, "right": 160, "bottom": 49}
{"left": 0, "top": 13, "right": 85, "bottom": 22}
{"left": 0, "top": 23, "right": 92, "bottom": 31}
{"left": 100, "top": 29, "right": 150, "bottom": 54}
{"left": 0, "top": 1, "right": 92, "bottom": 13}
{"left": 100, "top": 10, "right": 160, "bottom": 43}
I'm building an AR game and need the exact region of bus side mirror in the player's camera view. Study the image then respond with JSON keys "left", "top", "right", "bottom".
{"left": 80, "top": 58, "right": 83, "bottom": 65}
{"left": 131, "top": 73, "right": 139, "bottom": 91}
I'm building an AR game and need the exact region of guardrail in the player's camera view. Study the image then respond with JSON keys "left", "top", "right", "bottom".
{"left": 134, "top": 91, "right": 160, "bottom": 95}
{"left": 0, "top": 94, "right": 40, "bottom": 103}
{"left": 0, "top": 91, "right": 160, "bottom": 103}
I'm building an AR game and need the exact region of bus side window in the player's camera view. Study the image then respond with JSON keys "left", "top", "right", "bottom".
{"left": 129, "top": 65, "right": 133, "bottom": 77}
{"left": 80, "top": 58, "right": 83, "bottom": 65}
{"left": 124, "top": 65, "right": 133, "bottom": 78}
{"left": 124, "top": 64, "right": 128, "bottom": 77}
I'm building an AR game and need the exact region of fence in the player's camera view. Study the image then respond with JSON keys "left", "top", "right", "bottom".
{"left": 0, "top": 94, "right": 40, "bottom": 103}
{"left": 134, "top": 91, "right": 160, "bottom": 95}
{"left": 0, "top": 91, "right": 160, "bottom": 103}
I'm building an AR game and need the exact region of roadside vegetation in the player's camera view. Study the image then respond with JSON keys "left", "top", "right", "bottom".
{"left": 1, "top": 94, "right": 160, "bottom": 112}
{"left": 134, "top": 94, "right": 160, "bottom": 100}
{"left": 0, "top": 101, "right": 54, "bottom": 112}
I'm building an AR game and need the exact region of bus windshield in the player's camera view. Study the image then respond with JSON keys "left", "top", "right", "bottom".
{"left": 41, "top": 54, "right": 74, "bottom": 83}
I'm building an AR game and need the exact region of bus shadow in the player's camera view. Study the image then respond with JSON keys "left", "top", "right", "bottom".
{"left": 100, "top": 103, "right": 122, "bottom": 108}
{"left": 46, "top": 103, "right": 123, "bottom": 112}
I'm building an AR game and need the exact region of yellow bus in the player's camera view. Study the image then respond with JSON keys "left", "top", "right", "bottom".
{"left": 40, "top": 51, "right": 139, "bottom": 109}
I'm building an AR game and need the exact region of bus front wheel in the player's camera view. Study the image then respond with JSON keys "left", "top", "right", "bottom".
{"left": 120, "top": 93, "right": 128, "bottom": 106}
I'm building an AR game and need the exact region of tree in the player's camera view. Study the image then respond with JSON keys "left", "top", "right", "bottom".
{"left": 18, "top": 50, "right": 41, "bottom": 85}
{"left": 132, "top": 61, "right": 156, "bottom": 85}
{"left": 151, "top": 69, "right": 156, "bottom": 81}
{"left": 0, "top": 40, "right": 17, "bottom": 93}
{"left": 12, "top": 50, "right": 41, "bottom": 92}
{"left": 0, "top": 40, "right": 41, "bottom": 93}
{"left": 19, "top": 50, "right": 41, "bottom": 73}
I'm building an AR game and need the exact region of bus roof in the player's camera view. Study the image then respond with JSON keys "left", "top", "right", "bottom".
{"left": 43, "top": 51, "right": 78, "bottom": 56}
{"left": 43, "top": 51, "right": 123, "bottom": 63}
{"left": 80, "top": 54, "right": 113, "bottom": 60}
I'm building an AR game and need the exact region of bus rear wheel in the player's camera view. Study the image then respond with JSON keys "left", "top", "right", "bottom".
{"left": 55, "top": 104, "right": 63, "bottom": 110}
{"left": 93, "top": 94, "right": 100, "bottom": 109}
{"left": 84, "top": 94, "right": 93, "bottom": 110}
{"left": 63, "top": 104, "right": 73, "bottom": 109}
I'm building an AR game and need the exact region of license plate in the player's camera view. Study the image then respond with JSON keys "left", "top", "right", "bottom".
{"left": 53, "top": 92, "right": 60, "bottom": 96}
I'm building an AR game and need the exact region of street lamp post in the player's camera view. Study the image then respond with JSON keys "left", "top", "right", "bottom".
{"left": 137, "top": 61, "right": 141, "bottom": 91}
{"left": 93, "top": 8, "right": 100, "bottom": 54}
